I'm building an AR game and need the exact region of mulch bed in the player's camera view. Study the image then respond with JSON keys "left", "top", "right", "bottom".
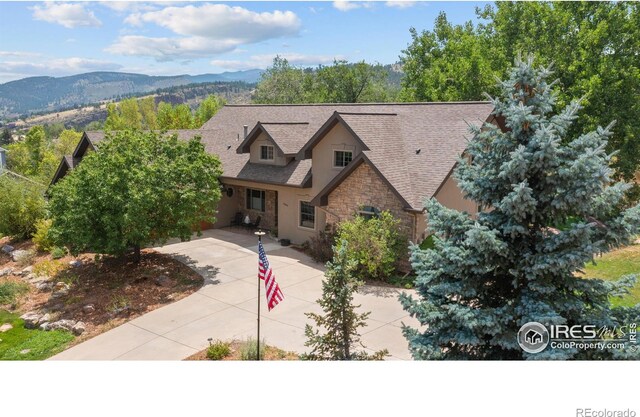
{"left": 1, "top": 237, "right": 203, "bottom": 346}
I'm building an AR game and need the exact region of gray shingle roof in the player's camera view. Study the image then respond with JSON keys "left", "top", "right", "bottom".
{"left": 201, "top": 103, "right": 493, "bottom": 208}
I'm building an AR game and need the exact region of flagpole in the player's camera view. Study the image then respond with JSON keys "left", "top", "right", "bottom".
{"left": 255, "top": 229, "right": 265, "bottom": 361}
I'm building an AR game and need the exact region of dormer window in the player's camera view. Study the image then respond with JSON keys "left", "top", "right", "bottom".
{"left": 260, "top": 145, "right": 274, "bottom": 161}
{"left": 334, "top": 150, "right": 353, "bottom": 168}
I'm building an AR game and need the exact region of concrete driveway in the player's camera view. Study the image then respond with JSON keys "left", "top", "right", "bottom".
{"left": 50, "top": 229, "right": 417, "bottom": 360}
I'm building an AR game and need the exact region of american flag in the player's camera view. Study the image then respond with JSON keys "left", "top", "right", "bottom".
{"left": 258, "top": 240, "right": 284, "bottom": 311}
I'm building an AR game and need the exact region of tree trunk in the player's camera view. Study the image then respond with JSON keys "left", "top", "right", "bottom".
{"left": 133, "top": 244, "right": 141, "bottom": 264}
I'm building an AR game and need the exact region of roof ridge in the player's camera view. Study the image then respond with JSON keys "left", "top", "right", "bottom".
{"left": 223, "top": 101, "right": 491, "bottom": 107}
{"left": 337, "top": 112, "right": 398, "bottom": 116}
{"left": 259, "top": 122, "right": 309, "bottom": 125}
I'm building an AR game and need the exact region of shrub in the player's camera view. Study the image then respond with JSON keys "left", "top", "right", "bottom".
{"left": 0, "top": 281, "right": 29, "bottom": 305}
{"left": 32, "top": 219, "right": 55, "bottom": 252}
{"left": 336, "top": 211, "right": 406, "bottom": 281}
{"left": 0, "top": 176, "right": 47, "bottom": 239}
{"left": 206, "top": 340, "right": 231, "bottom": 360}
{"left": 33, "top": 259, "right": 65, "bottom": 278}
{"left": 239, "top": 337, "right": 265, "bottom": 360}
{"left": 50, "top": 247, "right": 67, "bottom": 259}
{"left": 306, "top": 229, "right": 336, "bottom": 263}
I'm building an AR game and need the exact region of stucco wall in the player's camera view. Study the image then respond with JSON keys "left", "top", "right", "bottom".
{"left": 222, "top": 178, "right": 324, "bottom": 244}
{"left": 434, "top": 173, "right": 478, "bottom": 215}
{"left": 212, "top": 184, "right": 241, "bottom": 228}
{"left": 310, "top": 122, "right": 364, "bottom": 195}
{"left": 249, "top": 132, "right": 287, "bottom": 166}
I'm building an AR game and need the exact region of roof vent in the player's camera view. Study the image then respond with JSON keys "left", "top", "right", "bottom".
{"left": 237, "top": 133, "right": 240, "bottom": 141}
{"left": 243, "top": 125, "right": 249, "bottom": 139}
{"left": 416, "top": 149, "right": 421, "bottom": 154}
{"left": 227, "top": 145, "right": 231, "bottom": 150}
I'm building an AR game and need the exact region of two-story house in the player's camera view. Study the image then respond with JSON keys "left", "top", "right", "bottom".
{"left": 51, "top": 102, "right": 495, "bottom": 245}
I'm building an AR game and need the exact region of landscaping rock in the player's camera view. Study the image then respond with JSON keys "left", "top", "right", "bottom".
{"left": 36, "top": 282, "right": 54, "bottom": 292}
{"left": 69, "top": 260, "right": 83, "bottom": 268}
{"left": 20, "top": 312, "right": 43, "bottom": 329}
{"left": 0, "top": 323, "right": 12, "bottom": 332}
{"left": 0, "top": 267, "right": 13, "bottom": 277}
{"left": 21, "top": 266, "right": 33, "bottom": 274}
{"left": 40, "top": 313, "right": 51, "bottom": 323}
{"left": 1, "top": 244, "right": 14, "bottom": 254}
{"left": 154, "top": 275, "right": 174, "bottom": 287}
{"left": 51, "top": 282, "right": 70, "bottom": 298}
{"left": 82, "top": 304, "right": 95, "bottom": 314}
{"left": 39, "top": 322, "right": 51, "bottom": 331}
{"left": 12, "top": 249, "right": 32, "bottom": 263}
{"left": 49, "top": 320, "right": 75, "bottom": 331}
{"left": 48, "top": 303, "right": 64, "bottom": 313}
{"left": 51, "top": 288, "right": 69, "bottom": 299}
{"left": 72, "top": 321, "right": 86, "bottom": 335}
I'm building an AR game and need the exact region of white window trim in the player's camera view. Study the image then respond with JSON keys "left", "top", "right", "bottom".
{"left": 259, "top": 145, "right": 275, "bottom": 161}
{"left": 332, "top": 149, "right": 353, "bottom": 169}
{"left": 298, "top": 200, "right": 316, "bottom": 231}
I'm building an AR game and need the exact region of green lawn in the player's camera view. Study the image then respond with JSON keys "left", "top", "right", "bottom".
{"left": 582, "top": 244, "right": 640, "bottom": 308}
{"left": 0, "top": 310, "right": 74, "bottom": 360}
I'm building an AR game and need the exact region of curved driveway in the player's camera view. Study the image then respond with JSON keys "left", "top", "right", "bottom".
{"left": 50, "top": 229, "right": 417, "bottom": 360}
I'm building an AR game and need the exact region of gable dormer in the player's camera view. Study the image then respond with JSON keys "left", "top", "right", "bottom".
{"left": 236, "top": 122, "right": 309, "bottom": 167}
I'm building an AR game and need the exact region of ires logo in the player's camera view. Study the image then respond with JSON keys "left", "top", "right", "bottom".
{"left": 549, "top": 324, "right": 597, "bottom": 340}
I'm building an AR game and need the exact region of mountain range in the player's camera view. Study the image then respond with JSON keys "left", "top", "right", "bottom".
{"left": 0, "top": 69, "right": 263, "bottom": 119}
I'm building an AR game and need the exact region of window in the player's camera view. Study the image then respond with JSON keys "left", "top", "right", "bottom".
{"left": 246, "top": 188, "right": 265, "bottom": 212}
{"left": 334, "top": 150, "right": 353, "bottom": 167}
{"left": 260, "top": 145, "right": 274, "bottom": 160}
{"left": 299, "top": 201, "right": 315, "bottom": 229}
{"left": 358, "top": 205, "right": 380, "bottom": 220}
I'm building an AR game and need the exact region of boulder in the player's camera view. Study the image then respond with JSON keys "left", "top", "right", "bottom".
{"left": 72, "top": 321, "right": 86, "bottom": 336}
{"left": 21, "top": 266, "right": 33, "bottom": 274}
{"left": 0, "top": 323, "right": 13, "bottom": 333}
{"left": 11, "top": 249, "right": 33, "bottom": 263}
{"left": 51, "top": 289, "right": 69, "bottom": 299}
{"left": 69, "top": 260, "right": 83, "bottom": 268}
{"left": 82, "top": 304, "right": 95, "bottom": 314}
{"left": 1, "top": 244, "right": 14, "bottom": 254}
{"left": 0, "top": 267, "right": 13, "bottom": 277}
{"left": 154, "top": 275, "right": 174, "bottom": 287}
{"left": 39, "top": 322, "right": 51, "bottom": 331}
{"left": 20, "top": 312, "right": 43, "bottom": 329}
{"left": 36, "top": 282, "right": 54, "bottom": 292}
{"left": 40, "top": 313, "right": 51, "bottom": 323}
{"left": 54, "top": 282, "right": 70, "bottom": 291}
{"left": 49, "top": 320, "right": 75, "bottom": 331}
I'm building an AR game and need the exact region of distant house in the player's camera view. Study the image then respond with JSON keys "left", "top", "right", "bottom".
{"left": 51, "top": 102, "right": 496, "bottom": 245}
{"left": 0, "top": 146, "right": 6, "bottom": 172}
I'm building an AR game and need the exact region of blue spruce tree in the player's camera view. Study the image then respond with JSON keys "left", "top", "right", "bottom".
{"left": 400, "top": 55, "right": 640, "bottom": 360}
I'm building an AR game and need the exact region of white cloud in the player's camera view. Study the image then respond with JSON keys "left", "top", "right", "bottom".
{"left": 127, "top": 4, "right": 300, "bottom": 42}
{"left": 0, "top": 51, "right": 43, "bottom": 59}
{"left": 105, "top": 35, "right": 241, "bottom": 61}
{"left": 111, "top": 4, "right": 302, "bottom": 60}
{"left": 332, "top": 2, "right": 374, "bottom": 12}
{"left": 211, "top": 53, "right": 347, "bottom": 71}
{"left": 0, "top": 57, "right": 122, "bottom": 81}
{"left": 32, "top": 2, "right": 102, "bottom": 29}
{"left": 385, "top": 1, "right": 417, "bottom": 9}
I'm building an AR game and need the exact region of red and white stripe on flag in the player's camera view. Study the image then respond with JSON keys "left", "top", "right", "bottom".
{"left": 258, "top": 241, "right": 284, "bottom": 311}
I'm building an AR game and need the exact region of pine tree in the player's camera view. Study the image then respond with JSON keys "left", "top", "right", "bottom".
{"left": 303, "top": 241, "right": 388, "bottom": 360}
{"left": 400, "top": 55, "right": 640, "bottom": 360}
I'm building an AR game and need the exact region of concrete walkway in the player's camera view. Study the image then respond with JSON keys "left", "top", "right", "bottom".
{"left": 50, "top": 229, "right": 418, "bottom": 360}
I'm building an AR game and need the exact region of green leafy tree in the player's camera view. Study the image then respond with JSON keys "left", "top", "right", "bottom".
{"left": 336, "top": 211, "right": 406, "bottom": 281}
{"left": 194, "top": 95, "right": 225, "bottom": 127}
{"left": 104, "top": 103, "right": 125, "bottom": 131}
{"left": 400, "top": 3, "right": 640, "bottom": 184}
{"left": 315, "top": 60, "right": 391, "bottom": 103}
{"left": 0, "top": 176, "right": 46, "bottom": 239}
{"left": 401, "top": 56, "right": 640, "bottom": 360}
{"left": 157, "top": 102, "right": 194, "bottom": 130}
{"left": 138, "top": 97, "right": 158, "bottom": 130}
{"left": 0, "top": 128, "right": 11, "bottom": 146}
{"left": 6, "top": 126, "right": 57, "bottom": 179}
{"left": 43, "top": 123, "right": 65, "bottom": 141}
{"left": 54, "top": 129, "right": 82, "bottom": 157}
{"left": 253, "top": 56, "right": 315, "bottom": 104}
{"left": 303, "top": 241, "right": 388, "bottom": 360}
{"left": 48, "top": 130, "right": 223, "bottom": 262}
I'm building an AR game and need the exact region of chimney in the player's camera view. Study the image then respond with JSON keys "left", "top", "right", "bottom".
{"left": 0, "top": 147, "right": 6, "bottom": 172}
{"left": 243, "top": 125, "right": 249, "bottom": 139}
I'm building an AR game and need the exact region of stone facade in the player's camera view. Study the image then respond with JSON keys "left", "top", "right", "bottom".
{"left": 324, "top": 162, "right": 417, "bottom": 271}
{"left": 236, "top": 186, "right": 277, "bottom": 231}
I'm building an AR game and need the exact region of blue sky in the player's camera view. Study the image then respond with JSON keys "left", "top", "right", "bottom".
{"left": 0, "top": 1, "right": 490, "bottom": 83}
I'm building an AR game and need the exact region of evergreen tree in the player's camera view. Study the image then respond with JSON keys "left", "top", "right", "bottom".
{"left": 400, "top": 56, "right": 640, "bottom": 360}
{"left": 303, "top": 241, "right": 388, "bottom": 360}
{"left": 0, "top": 127, "right": 12, "bottom": 146}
